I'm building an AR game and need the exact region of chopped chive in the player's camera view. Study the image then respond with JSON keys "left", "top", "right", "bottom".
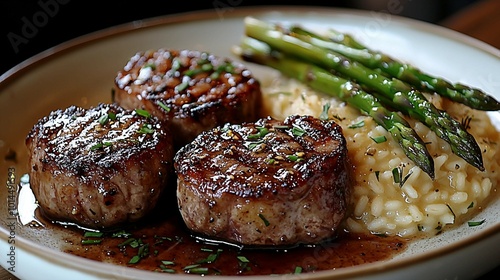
{"left": 272, "top": 125, "right": 289, "bottom": 130}
{"left": 245, "top": 140, "right": 263, "bottom": 150}
{"left": 175, "top": 81, "right": 189, "bottom": 92}
{"left": 157, "top": 101, "right": 171, "bottom": 113}
{"left": 247, "top": 126, "right": 269, "bottom": 139}
{"left": 237, "top": 256, "right": 250, "bottom": 263}
{"left": 467, "top": 202, "right": 474, "bottom": 209}
{"left": 129, "top": 239, "right": 141, "bottom": 248}
{"left": 468, "top": 219, "right": 485, "bottom": 227}
{"left": 392, "top": 167, "right": 401, "bottom": 184}
{"left": 118, "top": 237, "right": 136, "bottom": 247}
{"left": 258, "top": 214, "right": 270, "bottom": 226}
{"left": 187, "top": 267, "right": 209, "bottom": 274}
{"left": 183, "top": 264, "right": 200, "bottom": 270}
{"left": 111, "top": 230, "right": 132, "bottom": 238}
{"left": 108, "top": 112, "right": 117, "bottom": 121}
{"left": 348, "top": 120, "right": 365, "bottom": 128}
{"left": 287, "top": 155, "right": 300, "bottom": 162}
{"left": 291, "top": 125, "right": 306, "bottom": 137}
{"left": 90, "top": 143, "right": 103, "bottom": 151}
{"left": 128, "top": 255, "right": 141, "bottom": 264}
{"left": 162, "top": 260, "right": 175, "bottom": 265}
{"left": 81, "top": 239, "right": 102, "bottom": 245}
{"left": 137, "top": 124, "right": 154, "bottom": 134}
{"left": 370, "top": 135, "right": 387, "bottom": 143}
{"left": 294, "top": 266, "right": 303, "bottom": 274}
{"left": 375, "top": 170, "right": 380, "bottom": 181}
{"left": 98, "top": 114, "right": 109, "bottom": 125}
{"left": 392, "top": 166, "right": 412, "bottom": 187}
{"left": 135, "top": 109, "right": 151, "bottom": 118}
{"left": 158, "top": 265, "right": 176, "bottom": 273}
{"left": 171, "top": 58, "right": 181, "bottom": 72}
{"left": 84, "top": 231, "right": 104, "bottom": 238}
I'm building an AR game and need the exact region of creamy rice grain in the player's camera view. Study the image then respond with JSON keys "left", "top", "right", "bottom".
{"left": 260, "top": 74, "right": 500, "bottom": 237}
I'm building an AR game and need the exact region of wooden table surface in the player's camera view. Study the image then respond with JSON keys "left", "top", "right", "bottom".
{"left": 1, "top": 1, "right": 498, "bottom": 279}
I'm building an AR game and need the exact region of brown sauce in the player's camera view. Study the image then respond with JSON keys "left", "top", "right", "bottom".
{"left": 19, "top": 181, "right": 408, "bottom": 277}
{"left": 43, "top": 211, "right": 407, "bottom": 276}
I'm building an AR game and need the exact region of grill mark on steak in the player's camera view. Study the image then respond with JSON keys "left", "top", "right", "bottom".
{"left": 174, "top": 115, "right": 353, "bottom": 247}
{"left": 114, "top": 49, "right": 263, "bottom": 150}
{"left": 25, "top": 103, "right": 174, "bottom": 230}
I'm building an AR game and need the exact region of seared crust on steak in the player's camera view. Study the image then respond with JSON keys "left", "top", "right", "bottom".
{"left": 174, "top": 115, "right": 352, "bottom": 247}
{"left": 114, "top": 49, "right": 263, "bottom": 150}
{"left": 26, "top": 103, "right": 174, "bottom": 230}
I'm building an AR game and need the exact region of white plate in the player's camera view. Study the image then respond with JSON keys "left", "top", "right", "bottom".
{"left": 1, "top": 6, "right": 499, "bottom": 280}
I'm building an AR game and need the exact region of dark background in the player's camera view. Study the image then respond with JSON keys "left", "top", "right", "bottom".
{"left": 1, "top": 0, "right": 479, "bottom": 76}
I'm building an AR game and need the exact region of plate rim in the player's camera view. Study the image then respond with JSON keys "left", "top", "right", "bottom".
{"left": 1, "top": 5, "right": 499, "bottom": 279}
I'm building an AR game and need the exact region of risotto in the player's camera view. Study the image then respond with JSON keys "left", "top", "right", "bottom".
{"left": 260, "top": 71, "right": 500, "bottom": 237}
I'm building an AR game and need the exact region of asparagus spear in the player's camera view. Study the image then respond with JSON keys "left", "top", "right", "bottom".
{"left": 234, "top": 37, "right": 435, "bottom": 178}
{"left": 288, "top": 25, "right": 500, "bottom": 111}
{"left": 243, "top": 17, "right": 484, "bottom": 172}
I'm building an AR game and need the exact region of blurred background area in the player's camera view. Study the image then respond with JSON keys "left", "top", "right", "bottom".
{"left": 0, "top": 0, "right": 485, "bottom": 76}
{"left": 350, "top": 0, "right": 479, "bottom": 22}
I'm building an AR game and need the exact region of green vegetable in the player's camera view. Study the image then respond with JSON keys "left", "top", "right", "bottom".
{"left": 289, "top": 25, "right": 500, "bottom": 111}
{"left": 240, "top": 17, "right": 485, "bottom": 174}
{"left": 235, "top": 35, "right": 435, "bottom": 179}
{"left": 468, "top": 219, "right": 485, "bottom": 227}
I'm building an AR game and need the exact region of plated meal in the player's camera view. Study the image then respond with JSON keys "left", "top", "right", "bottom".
{"left": 1, "top": 7, "right": 499, "bottom": 280}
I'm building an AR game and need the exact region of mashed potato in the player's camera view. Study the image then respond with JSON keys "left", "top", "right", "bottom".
{"left": 260, "top": 71, "right": 500, "bottom": 237}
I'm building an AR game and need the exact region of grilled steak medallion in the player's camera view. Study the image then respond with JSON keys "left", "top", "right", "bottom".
{"left": 174, "top": 115, "right": 352, "bottom": 247}
{"left": 26, "top": 103, "right": 174, "bottom": 230}
{"left": 114, "top": 49, "right": 263, "bottom": 150}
